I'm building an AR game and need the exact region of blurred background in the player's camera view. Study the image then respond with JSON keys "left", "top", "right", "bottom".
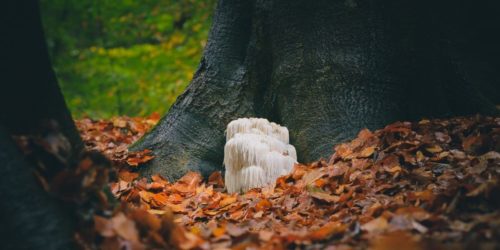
{"left": 40, "top": 0, "right": 216, "bottom": 118}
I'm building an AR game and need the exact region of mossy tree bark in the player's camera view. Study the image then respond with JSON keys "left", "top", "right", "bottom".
{"left": 133, "top": 0, "right": 499, "bottom": 179}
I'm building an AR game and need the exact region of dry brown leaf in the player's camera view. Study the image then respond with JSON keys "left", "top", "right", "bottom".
{"left": 94, "top": 215, "right": 115, "bottom": 237}
{"left": 303, "top": 168, "right": 326, "bottom": 185}
{"left": 219, "top": 195, "right": 238, "bottom": 208}
{"left": 208, "top": 171, "right": 225, "bottom": 187}
{"left": 73, "top": 115, "right": 500, "bottom": 249}
{"left": 371, "top": 231, "right": 422, "bottom": 250}
{"left": 130, "top": 209, "right": 162, "bottom": 231}
{"left": 255, "top": 199, "right": 272, "bottom": 211}
{"left": 361, "top": 217, "right": 389, "bottom": 233}
{"left": 359, "top": 146, "right": 377, "bottom": 157}
{"left": 111, "top": 213, "right": 140, "bottom": 243}
{"left": 259, "top": 230, "right": 274, "bottom": 241}
{"left": 309, "top": 188, "right": 340, "bottom": 203}
{"left": 212, "top": 226, "right": 226, "bottom": 237}
{"left": 425, "top": 145, "right": 443, "bottom": 153}
{"left": 308, "top": 221, "right": 347, "bottom": 240}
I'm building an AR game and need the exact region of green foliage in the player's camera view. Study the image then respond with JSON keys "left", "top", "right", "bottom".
{"left": 40, "top": 0, "right": 216, "bottom": 118}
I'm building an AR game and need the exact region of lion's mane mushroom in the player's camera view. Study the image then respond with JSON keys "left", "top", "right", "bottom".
{"left": 224, "top": 118, "right": 297, "bottom": 193}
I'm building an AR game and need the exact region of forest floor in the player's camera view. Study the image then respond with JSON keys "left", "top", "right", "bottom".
{"left": 23, "top": 115, "right": 500, "bottom": 249}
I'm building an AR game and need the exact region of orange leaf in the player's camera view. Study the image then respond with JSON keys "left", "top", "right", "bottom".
{"left": 309, "top": 188, "right": 340, "bottom": 203}
{"left": 219, "top": 195, "right": 237, "bottom": 208}
{"left": 255, "top": 199, "right": 272, "bottom": 211}
{"left": 118, "top": 170, "right": 139, "bottom": 182}
{"left": 371, "top": 231, "right": 422, "bottom": 250}
{"left": 152, "top": 193, "right": 168, "bottom": 207}
{"left": 129, "top": 209, "right": 162, "bottom": 231}
{"left": 208, "top": 171, "right": 225, "bottom": 187}
{"left": 94, "top": 215, "right": 115, "bottom": 237}
{"left": 212, "top": 226, "right": 226, "bottom": 237}
{"left": 359, "top": 146, "right": 377, "bottom": 157}
{"left": 111, "top": 213, "right": 140, "bottom": 242}
{"left": 308, "top": 221, "right": 346, "bottom": 240}
{"left": 361, "top": 217, "right": 389, "bottom": 233}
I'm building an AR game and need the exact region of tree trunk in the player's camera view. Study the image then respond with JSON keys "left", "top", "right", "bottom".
{"left": 1, "top": 1, "right": 83, "bottom": 159}
{"left": 0, "top": 1, "right": 84, "bottom": 248}
{"left": 133, "top": 0, "right": 499, "bottom": 180}
{"left": 0, "top": 126, "right": 76, "bottom": 250}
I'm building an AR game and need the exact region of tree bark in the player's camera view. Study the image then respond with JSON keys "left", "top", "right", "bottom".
{"left": 1, "top": 1, "right": 83, "bottom": 159}
{"left": 0, "top": 1, "right": 84, "bottom": 248}
{"left": 133, "top": 0, "right": 499, "bottom": 180}
{"left": 0, "top": 126, "right": 76, "bottom": 250}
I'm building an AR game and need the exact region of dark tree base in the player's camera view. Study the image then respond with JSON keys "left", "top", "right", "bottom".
{"left": 133, "top": 0, "right": 499, "bottom": 180}
{"left": 0, "top": 127, "right": 76, "bottom": 250}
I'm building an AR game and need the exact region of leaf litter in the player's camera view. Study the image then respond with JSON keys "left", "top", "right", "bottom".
{"left": 14, "top": 115, "right": 500, "bottom": 249}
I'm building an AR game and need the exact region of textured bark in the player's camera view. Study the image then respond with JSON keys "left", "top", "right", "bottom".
{"left": 132, "top": 0, "right": 261, "bottom": 179}
{"left": 133, "top": 0, "right": 499, "bottom": 180}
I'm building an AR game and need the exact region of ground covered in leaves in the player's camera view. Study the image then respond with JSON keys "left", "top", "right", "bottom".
{"left": 71, "top": 115, "right": 500, "bottom": 249}
{"left": 19, "top": 115, "right": 500, "bottom": 249}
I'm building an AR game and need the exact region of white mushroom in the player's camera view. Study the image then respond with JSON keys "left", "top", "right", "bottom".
{"left": 224, "top": 118, "right": 297, "bottom": 193}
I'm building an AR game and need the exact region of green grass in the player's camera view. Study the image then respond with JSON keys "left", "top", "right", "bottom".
{"left": 57, "top": 33, "right": 206, "bottom": 118}
{"left": 41, "top": 0, "right": 216, "bottom": 118}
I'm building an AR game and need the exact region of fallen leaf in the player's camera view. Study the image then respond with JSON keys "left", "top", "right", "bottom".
{"left": 94, "top": 215, "right": 115, "bottom": 237}
{"left": 219, "top": 195, "right": 238, "bottom": 208}
{"left": 111, "top": 213, "right": 140, "bottom": 242}
{"left": 361, "top": 217, "right": 389, "bottom": 233}
{"left": 308, "top": 221, "right": 347, "bottom": 240}
{"left": 371, "top": 231, "right": 422, "bottom": 250}
{"left": 309, "top": 187, "right": 340, "bottom": 203}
